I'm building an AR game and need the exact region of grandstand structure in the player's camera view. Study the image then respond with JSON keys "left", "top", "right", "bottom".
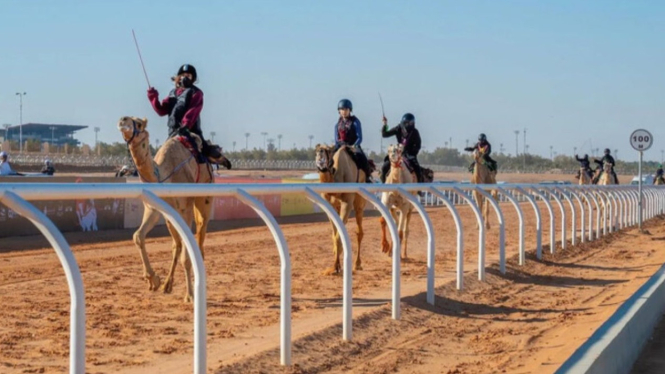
{"left": 1, "top": 123, "right": 87, "bottom": 147}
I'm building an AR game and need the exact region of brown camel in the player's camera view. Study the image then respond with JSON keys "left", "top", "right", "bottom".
{"left": 579, "top": 166, "right": 592, "bottom": 185}
{"left": 656, "top": 176, "right": 665, "bottom": 186}
{"left": 598, "top": 162, "right": 617, "bottom": 185}
{"left": 315, "top": 144, "right": 366, "bottom": 275}
{"left": 471, "top": 148, "right": 497, "bottom": 229}
{"left": 117, "top": 116, "right": 214, "bottom": 302}
{"left": 379, "top": 144, "right": 416, "bottom": 259}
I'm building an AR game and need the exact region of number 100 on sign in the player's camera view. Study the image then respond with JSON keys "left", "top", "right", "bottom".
{"left": 630, "top": 129, "right": 653, "bottom": 151}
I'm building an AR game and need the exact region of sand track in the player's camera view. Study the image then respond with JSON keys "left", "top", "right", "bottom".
{"left": 0, "top": 199, "right": 663, "bottom": 373}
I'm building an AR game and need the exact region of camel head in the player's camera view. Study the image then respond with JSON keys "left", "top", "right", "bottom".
{"left": 473, "top": 146, "right": 487, "bottom": 163}
{"left": 315, "top": 144, "right": 334, "bottom": 173}
{"left": 117, "top": 116, "right": 149, "bottom": 145}
{"left": 387, "top": 144, "right": 404, "bottom": 166}
{"left": 603, "top": 162, "right": 612, "bottom": 173}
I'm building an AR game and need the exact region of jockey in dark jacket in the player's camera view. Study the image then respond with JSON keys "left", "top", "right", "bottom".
{"left": 575, "top": 154, "right": 593, "bottom": 179}
{"left": 380, "top": 113, "right": 422, "bottom": 183}
{"left": 147, "top": 64, "right": 231, "bottom": 169}
{"left": 464, "top": 134, "right": 497, "bottom": 172}
{"left": 593, "top": 148, "right": 618, "bottom": 184}
{"left": 655, "top": 164, "right": 664, "bottom": 184}
{"left": 333, "top": 99, "right": 372, "bottom": 182}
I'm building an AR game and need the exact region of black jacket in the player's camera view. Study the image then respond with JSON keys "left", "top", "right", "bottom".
{"left": 594, "top": 154, "right": 615, "bottom": 167}
{"left": 381, "top": 124, "right": 421, "bottom": 157}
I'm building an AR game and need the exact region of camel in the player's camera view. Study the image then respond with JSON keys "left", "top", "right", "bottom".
{"left": 579, "top": 166, "right": 592, "bottom": 185}
{"left": 315, "top": 144, "right": 367, "bottom": 275}
{"left": 379, "top": 144, "right": 416, "bottom": 259}
{"left": 117, "top": 116, "right": 214, "bottom": 302}
{"left": 656, "top": 176, "right": 665, "bottom": 186}
{"left": 598, "top": 162, "right": 617, "bottom": 185}
{"left": 471, "top": 148, "right": 497, "bottom": 229}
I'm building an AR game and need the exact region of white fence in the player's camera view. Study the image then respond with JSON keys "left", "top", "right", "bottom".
{"left": 1, "top": 183, "right": 664, "bottom": 374}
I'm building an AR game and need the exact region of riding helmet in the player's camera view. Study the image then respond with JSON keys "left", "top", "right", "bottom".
{"left": 401, "top": 113, "right": 415, "bottom": 127}
{"left": 604, "top": 148, "right": 610, "bottom": 154}
{"left": 478, "top": 133, "right": 487, "bottom": 142}
{"left": 337, "top": 99, "right": 353, "bottom": 111}
{"left": 177, "top": 64, "right": 197, "bottom": 81}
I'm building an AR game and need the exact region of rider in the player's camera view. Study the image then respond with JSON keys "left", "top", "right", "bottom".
{"left": 464, "top": 133, "right": 497, "bottom": 172}
{"left": 380, "top": 113, "right": 422, "bottom": 183}
{"left": 0, "top": 152, "right": 16, "bottom": 175}
{"left": 333, "top": 99, "right": 373, "bottom": 183}
{"left": 41, "top": 159, "right": 55, "bottom": 175}
{"left": 655, "top": 164, "right": 664, "bottom": 183}
{"left": 147, "top": 64, "right": 231, "bottom": 169}
{"left": 575, "top": 154, "right": 593, "bottom": 180}
{"left": 593, "top": 148, "right": 617, "bottom": 184}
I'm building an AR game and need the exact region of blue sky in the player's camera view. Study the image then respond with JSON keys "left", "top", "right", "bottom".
{"left": 1, "top": 0, "right": 664, "bottom": 161}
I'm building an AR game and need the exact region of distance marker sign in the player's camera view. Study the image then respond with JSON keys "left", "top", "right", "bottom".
{"left": 630, "top": 129, "right": 653, "bottom": 152}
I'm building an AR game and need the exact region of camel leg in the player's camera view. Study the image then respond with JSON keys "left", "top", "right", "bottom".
{"left": 473, "top": 190, "right": 482, "bottom": 229}
{"left": 333, "top": 195, "right": 353, "bottom": 274}
{"left": 194, "top": 196, "right": 213, "bottom": 260}
{"left": 401, "top": 208, "right": 413, "bottom": 259}
{"left": 484, "top": 193, "right": 491, "bottom": 230}
{"left": 353, "top": 195, "right": 365, "bottom": 271}
{"left": 161, "top": 222, "right": 182, "bottom": 295}
{"left": 323, "top": 197, "right": 342, "bottom": 276}
{"left": 180, "top": 201, "right": 196, "bottom": 303}
{"left": 132, "top": 205, "right": 162, "bottom": 291}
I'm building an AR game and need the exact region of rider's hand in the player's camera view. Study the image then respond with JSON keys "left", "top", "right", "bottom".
{"left": 381, "top": 116, "right": 387, "bottom": 126}
{"left": 147, "top": 87, "right": 159, "bottom": 100}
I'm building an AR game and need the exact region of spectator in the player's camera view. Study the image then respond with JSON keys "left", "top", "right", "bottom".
{"left": 0, "top": 151, "right": 18, "bottom": 176}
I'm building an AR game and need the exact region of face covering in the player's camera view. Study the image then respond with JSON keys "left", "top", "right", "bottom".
{"left": 179, "top": 76, "right": 193, "bottom": 88}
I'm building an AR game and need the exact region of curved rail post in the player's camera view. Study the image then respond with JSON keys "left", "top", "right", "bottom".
{"left": 545, "top": 187, "right": 566, "bottom": 250}
{"left": 305, "top": 188, "right": 353, "bottom": 340}
{"left": 580, "top": 188, "right": 600, "bottom": 241}
{"left": 497, "top": 187, "right": 526, "bottom": 265}
{"left": 562, "top": 187, "right": 586, "bottom": 244}
{"left": 515, "top": 187, "right": 542, "bottom": 258}
{"left": 578, "top": 189, "right": 595, "bottom": 241}
{"left": 621, "top": 188, "right": 633, "bottom": 227}
{"left": 429, "top": 188, "right": 466, "bottom": 288}
{"left": 450, "top": 187, "right": 487, "bottom": 279}
{"left": 141, "top": 190, "right": 207, "bottom": 374}
{"left": 582, "top": 188, "right": 601, "bottom": 240}
{"left": 234, "top": 189, "right": 292, "bottom": 366}
{"left": 621, "top": 188, "right": 632, "bottom": 227}
{"left": 0, "top": 190, "right": 86, "bottom": 374}
{"left": 530, "top": 187, "right": 556, "bottom": 252}
{"left": 396, "top": 187, "right": 436, "bottom": 305}
{"left": 553, "top": 187, "right": 576, "bottom": 247}
{"left": 628, "top": 189, "right": 639, "bottom": 226}
{"left": 595, "top": 190, "right": 610, "bottom": 235}
{"left": 474, "top": 186, "right": 506, "bottom": 274}
{"left": 606, "top": 190, "right": 619, "bottom": 232}
{"left": 357, "top": 188, "right": 401, "bottom": 320}
{"left": 613, "top": 188, "right": 626, "bottom": 229}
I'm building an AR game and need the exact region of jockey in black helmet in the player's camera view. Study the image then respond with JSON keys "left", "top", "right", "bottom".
{"left": 575, "top": 154, "right": 593, "bottom": 180}
{"left": 380, "top": 113, "right": 422, "bottom": 183}
{"left": 592, "top": 148, "right": 617, "bottom": 184}
{"left": 147, "top": 64, "right": 231, "bottom": 169}
{"left": 333, "top": 99, "right": 373, "bottom": 182}
{"left": 464, "top": 133, "right": 498, "bottom": 172}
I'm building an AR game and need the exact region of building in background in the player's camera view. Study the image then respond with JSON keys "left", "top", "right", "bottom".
{"left": 1, "top": 123, "right": 88, "bottom": 147}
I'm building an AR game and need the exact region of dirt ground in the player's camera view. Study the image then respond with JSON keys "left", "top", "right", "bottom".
{"left": 0, "top": 177, "right": 663, "bottom": 374}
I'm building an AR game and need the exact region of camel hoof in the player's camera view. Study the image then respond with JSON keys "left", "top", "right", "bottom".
{"left": 322, "top": 267, "right": 339, "bottom": 276}
{"left": 161, "top": 279, "right": 174, "bottom": 294}
{"left": 184, "top": 294, "right": 193, "bottom": 303}
{"left": 354, "top": 264, "right": 363, "bottom": 271}
{"left": 146, "top": 274, "right": 161, "bottom": 291}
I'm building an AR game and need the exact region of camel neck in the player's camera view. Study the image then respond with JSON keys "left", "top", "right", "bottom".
{"left": 129, "top": 135, "right": 158, "bottom": 183}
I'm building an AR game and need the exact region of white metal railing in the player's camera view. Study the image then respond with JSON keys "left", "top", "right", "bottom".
{"left": 0, "top": 183, "right": 663, "bottom": 374}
